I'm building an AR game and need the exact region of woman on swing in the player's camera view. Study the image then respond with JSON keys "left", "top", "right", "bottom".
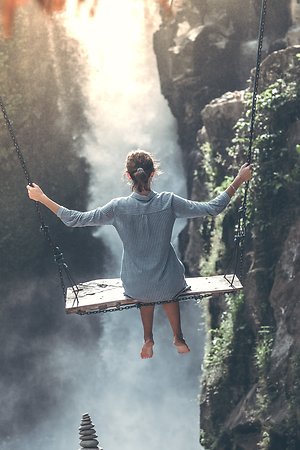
{"left": 27, "top": 150, "right": 252, "bottom": 359}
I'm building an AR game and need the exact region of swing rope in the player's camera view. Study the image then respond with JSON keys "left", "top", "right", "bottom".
{"left": 225, "top": 0, "right": 267, "bottom": 286}
{"left": 0, "top": 96, "right": 79, "bottom": 304}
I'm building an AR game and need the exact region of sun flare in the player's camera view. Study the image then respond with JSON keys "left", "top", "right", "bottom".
{"left": 63, "top": 0, "right": 160, "bottom": 87}
{"left": 0, "top": 0, "right": 174, "bottom": 36}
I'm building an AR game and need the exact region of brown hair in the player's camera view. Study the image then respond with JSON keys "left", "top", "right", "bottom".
{"left": 125, "top": 150, "right": 158, "bottom": 193}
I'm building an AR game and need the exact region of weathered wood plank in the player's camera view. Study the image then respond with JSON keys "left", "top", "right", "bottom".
{"left": 65, "top": 275, "right": 242, "bottom": 314}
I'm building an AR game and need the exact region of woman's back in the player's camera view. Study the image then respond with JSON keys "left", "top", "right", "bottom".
{"left": 112, "top": 190, "right": 186, "bottom": 302}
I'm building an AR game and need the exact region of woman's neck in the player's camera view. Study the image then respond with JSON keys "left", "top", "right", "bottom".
{"left": 133, "top": 188, "right": 151, "bottom": 196}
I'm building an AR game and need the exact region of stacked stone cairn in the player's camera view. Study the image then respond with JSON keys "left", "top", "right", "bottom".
{"left": 79, "top": 413, "right": 103, "bottom": 450}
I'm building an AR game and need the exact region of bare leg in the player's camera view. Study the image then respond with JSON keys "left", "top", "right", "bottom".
{"left": 139, "top": 305, "right": 155, "bottom": 359}
{"left": 162, "top": 302, "right": 190, "bottom": 354}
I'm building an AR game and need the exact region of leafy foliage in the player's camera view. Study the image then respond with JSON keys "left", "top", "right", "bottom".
{"left": 231, "top": 79, "right": 300, "bottom": 278}
{"left": 201, "top": 56, "right": 300, "bottom": 449}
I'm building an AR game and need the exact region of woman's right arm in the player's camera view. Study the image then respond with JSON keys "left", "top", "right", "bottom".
{"left": 27, "top": 183, "right": 115, "bottom": 227}
{"left": 27, "top": 183, "right": 61, "bottom": 214}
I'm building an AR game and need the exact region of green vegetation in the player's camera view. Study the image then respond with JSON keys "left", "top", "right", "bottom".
{"left": 254, "top": 326, "right": 273, "bottom": 375}
{"left": 254, "top": 326, "right": 274, "bottom": 448}
{"left": 232, "top": 79, "right": 300, "bottom": 276}
{"left": 258, "top": 430, "right": 271, "bottom": 450}
{"left": 200, "top": 55, "right": 300, "bottom": 448}
{"left": 204, "top": 292, "right": 244, "bottom": 385}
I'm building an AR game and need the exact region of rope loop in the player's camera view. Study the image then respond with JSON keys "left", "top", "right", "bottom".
{"left": 40, "top": 224, "right": 49, "bottom": 234}
{"left": 53, "top": 248, "right": 65, "bottom": 264}
{"left": 238, "top": 205, "right": 247, "bottom": 214}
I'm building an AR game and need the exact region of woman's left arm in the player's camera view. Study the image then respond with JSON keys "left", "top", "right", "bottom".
{"left": 173, "top": 163, "right": 253, "bottom": 218}
{"left": 225, "top": 163, "right": 252, "bottom": 198}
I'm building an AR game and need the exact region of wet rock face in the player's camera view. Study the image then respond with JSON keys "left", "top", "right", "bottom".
{"left": 201, "top": 90, "right": 244, "bottom": 179}
{"left": 270, "top": 217, "right": 300, "bottom": 363}
{"left": 179, "top": 90, "right": 245, "bottom": 274}
{"left": 201, "top": 91, "right": 244, "bottom": 144}
{"left": 154, "top": 0, "right": 292, "bottom": 161}
{"left": 284, "top": 0, "right": 300, "bottom": 46}
{"left": 257, "top": 44, "right": 300, "bottom": 87}
{"left": 198, "top": 48, "right": 300, "bottom": 448}
{"left": 201, "top": 217, "right": 300, "bottom": 450}
{"left": 153, "top": 2, "right": 300, "bottom": 450}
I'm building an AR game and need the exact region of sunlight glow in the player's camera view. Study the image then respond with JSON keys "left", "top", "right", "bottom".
{"left": 63, "top": 0, "right": 159, "bottom": 85}
{"left": 60, "top": 0, "right": 186, "bottom": 241}
{"left": 0, "top": 0, "right": 176, "bottom": 36}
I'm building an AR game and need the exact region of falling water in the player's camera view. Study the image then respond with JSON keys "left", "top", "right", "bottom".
{"left": 61, "top": 1, "right": 206, "bottom": 449}
{"left": 64, "top": 0, "right": 188, "bottom": 268}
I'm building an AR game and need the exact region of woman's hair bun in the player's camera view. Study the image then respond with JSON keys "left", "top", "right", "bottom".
{"left": 125, "top": 150, "right": 159, "bottom": 192}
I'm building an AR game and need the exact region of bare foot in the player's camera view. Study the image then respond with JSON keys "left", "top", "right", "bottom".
{"left": 174, "top": 337, "right": 190, "bottom": 354}
{"left": 140, "top": 339, "right": 154, "bottom": 359}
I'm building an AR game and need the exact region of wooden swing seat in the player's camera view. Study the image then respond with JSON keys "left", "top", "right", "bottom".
{"left": 65, "top": 274, "right": 242, "bottom": 315}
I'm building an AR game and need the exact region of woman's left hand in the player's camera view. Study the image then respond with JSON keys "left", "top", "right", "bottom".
{"left": 238, "top": 163, "right": 253, "bottom": 183}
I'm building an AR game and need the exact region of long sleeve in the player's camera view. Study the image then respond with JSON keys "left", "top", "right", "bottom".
{"left": 56, "top": 200, "right": 115, "bottom": 227}
{"left": 172, "top": 191, "right": 230, "bottom": 218}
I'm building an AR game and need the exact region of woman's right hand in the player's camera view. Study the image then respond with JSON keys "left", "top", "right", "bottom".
{"left": 26, "top": 183, "right": 45, "bottom": 202}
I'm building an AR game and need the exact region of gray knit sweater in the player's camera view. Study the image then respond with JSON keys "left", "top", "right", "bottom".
{"left": 57, "top": 190, "right": 230, "bottom": 302}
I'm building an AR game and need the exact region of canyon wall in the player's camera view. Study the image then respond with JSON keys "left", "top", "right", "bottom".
{"left": 154, "top": 1, "right": 300, "bottom": 448}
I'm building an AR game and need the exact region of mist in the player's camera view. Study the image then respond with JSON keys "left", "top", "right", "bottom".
{"left": 64, "top": 0, "right": 188, "bottom": 265}
{"left": 0, "top": 1, "right": 206, "bottom": 449}
{"left": 63, "top": 1, "right": 206, "bottom": 449}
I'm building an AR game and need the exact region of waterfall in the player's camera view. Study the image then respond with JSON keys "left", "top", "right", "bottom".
{"left": 64, "top": 0, "right": 187, "bottom": 273}
{"left": 60, "top": 2, "right": 205, "bottom": 449}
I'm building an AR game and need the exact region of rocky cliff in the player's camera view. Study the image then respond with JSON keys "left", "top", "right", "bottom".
{"left": 154, "top": 1, "right": 300, "bottom": 449}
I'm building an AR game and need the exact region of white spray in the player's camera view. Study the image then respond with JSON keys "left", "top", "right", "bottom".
{"left": 25, "top": 1, "right": 206, "bottom": 449}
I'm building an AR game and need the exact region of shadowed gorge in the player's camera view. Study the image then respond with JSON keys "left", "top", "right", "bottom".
{"left": 0, "top": 3, "right": 111, "bottom": 442}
